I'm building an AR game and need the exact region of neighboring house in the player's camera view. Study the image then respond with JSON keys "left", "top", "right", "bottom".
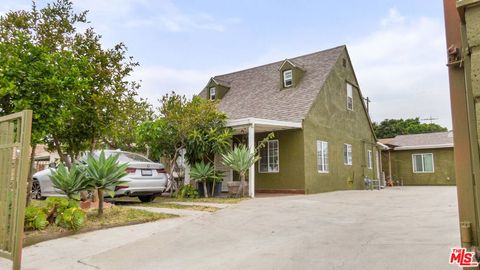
{"left": 378, "top": 132, "right": 455, "bottom": 186}
{"left": 199, "top": 45, "right": 380, "bottom": 195}
{"left": 33, "top": 144, "right": 59, "bottom": 172}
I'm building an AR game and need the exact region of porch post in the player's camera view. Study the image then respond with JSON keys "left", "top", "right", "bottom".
{"left": 388, "top": 150, "right": 392, "bottom": 182}
{"left": 248, "top": 123, "right": 255, "bottom": 198}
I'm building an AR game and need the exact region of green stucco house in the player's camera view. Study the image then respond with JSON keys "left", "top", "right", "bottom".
{"left": 379, "top": 132, "right": 455, "bottom": 186}
{"left": 199, "top": 45, "right": 379, "bottom": 196}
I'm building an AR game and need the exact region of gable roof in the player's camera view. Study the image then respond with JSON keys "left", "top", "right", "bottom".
{"left": 199, "top": 45, "right": 346, "bottom": 122}
{"left": 378, "top": 131, "right": 454, "bottom": 150}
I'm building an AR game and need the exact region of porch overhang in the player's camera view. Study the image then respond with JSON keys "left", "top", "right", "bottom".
{"left": 226, "top": 117, "right": 302, "bottom": 133}
{"left": 225, "top": 118, "right": 302, "bottom": 199}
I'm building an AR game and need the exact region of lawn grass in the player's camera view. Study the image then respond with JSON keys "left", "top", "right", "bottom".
{"left": 24, "top": 203, "right": 177, "bottom": 246}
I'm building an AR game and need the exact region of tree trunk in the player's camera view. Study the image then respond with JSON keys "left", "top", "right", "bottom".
{"left": 25, "top": 143, "right": 36, "bottom": 206}
{"left": 211, "top": 181, "right": 216, "bottom": 197}
{"left": 53, "top": 137, "right": 72, "bottom": 168}
{"left": 236, "top": 174, "right": 245, "bottom": 197}
{"left": 168, "top": 153, "right": 178, "bottom": 196}
{"left": 241, "top": 173, "right": 246, "bottom": 197}
{"left": 97, "top": 189, "right": 104, "bottom": 216}
{"left": 203, "top": 181, "right": 209, "bottom": 198}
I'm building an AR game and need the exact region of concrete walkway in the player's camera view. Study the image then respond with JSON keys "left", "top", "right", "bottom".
{"left": 1, "top": 187, "right": 460, "bottom": 270}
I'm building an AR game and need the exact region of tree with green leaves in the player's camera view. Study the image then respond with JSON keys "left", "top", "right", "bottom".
{"left": 137, "top": 92, "right": 232, "bottom": 195}
{"left": 373, "top": 118, "right": 448, "bottom": 139}
{"left": 0, "top": 1, "right": 148, "bottom": 204}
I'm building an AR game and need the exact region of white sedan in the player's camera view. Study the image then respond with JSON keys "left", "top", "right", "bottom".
{"left": 32, "top": 150, "right": 168, "bottom": 202}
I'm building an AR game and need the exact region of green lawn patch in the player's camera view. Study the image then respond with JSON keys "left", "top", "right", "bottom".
{"left": 24, "top": 204, "right": 177, "bottom": 246}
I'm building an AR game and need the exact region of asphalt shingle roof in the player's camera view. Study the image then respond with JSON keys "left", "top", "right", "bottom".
{"left": 199, "top": 45, "right": 345, "bottom": 122}
{"left": 378, "top": 132, "right": 454, "bottom": 148}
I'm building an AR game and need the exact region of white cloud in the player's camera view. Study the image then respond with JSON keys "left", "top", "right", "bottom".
{"left": 131, "top": 65, "right": 216, "bottom": 107}
{"left": 349, "top": 8, "right": 451, "bottom": 128}
{"left": 124, "top": 1, "right": 233, "bottom": 33}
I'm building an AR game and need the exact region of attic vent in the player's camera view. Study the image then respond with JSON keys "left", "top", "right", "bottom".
{"left": 342, "top": 58, "right": 347, "bottom": 67}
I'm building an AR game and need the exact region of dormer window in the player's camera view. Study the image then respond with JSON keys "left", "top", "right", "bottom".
{"left": 283, "top": 70, "right": 293, "bottom": 88}
{"left": 209, "top": 87, "right": 216, "bottom": 100}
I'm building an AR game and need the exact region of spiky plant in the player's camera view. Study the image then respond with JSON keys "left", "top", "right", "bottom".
{"left": 221, "top": 144, "right": 260, "bottom": 197}
{"left": 189, "top": 161, "right": 216, "bottom": 198}
{"left": 50, "top": 163, "right": 90, "bottom": 200}
{"left": 84, "top": 151, "right": 128, "bottom": 216}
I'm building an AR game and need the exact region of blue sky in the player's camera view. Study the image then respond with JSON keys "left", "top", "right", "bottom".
{"left": 2, "top": 0, "right": 451, "bottom": 128}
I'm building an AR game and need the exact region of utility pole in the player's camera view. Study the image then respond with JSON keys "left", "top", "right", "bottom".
{"left": 363, "top": 97, "right": 371, "bottom": 112}
{"left": 421, "top": 116, "right": 439, "bottom": 124}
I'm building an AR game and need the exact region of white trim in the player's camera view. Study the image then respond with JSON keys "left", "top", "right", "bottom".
{"left": 258, "top": 139, "right": 279, "bottom": 173}
{"left": 283, "top": 69, "right": 293, "bottom": 88}
{"left": 394, "top": 144, "right": 453, "bottom": 150}
{"left": 346, "top": 83, "right": 353, "bottom": 111}
{"left": 367, "top": 150, "right": 373, "bottom": 169}
{"left": 376, "top": 142, "right": 390, "bottom": 150}
{"left": 344, "top": 143, "right": 352, "bottom": 165}
{"left": 226, "top": 118, "right": 302, "bottom": 129}
{"left": 209, "top": 87, "right": 216, "bottom": 100}
{"left": 317, "top": 140, "right": 329, "bottom": 173}
{"left": 248, "top": 124, "right": 255, "bottom": 198}
{"left": 278, "top": 59, "right": 299, "bottom": 70}
{"left": 412, "top": 153, "right": 435, "bottom": 173}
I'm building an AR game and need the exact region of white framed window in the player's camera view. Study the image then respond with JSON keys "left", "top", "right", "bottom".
{"left": 412, "top": 153, "right": 434, "bottom": 173}
{"left": 283, "top": 69, "right": 293, "bottom": 87}
{"left": 259, "top": 140, "right": 279, "bottom": 173}
{"left": 367, "top": 150, "right": 373, "bottom": 169}
{"left": 343, "top": 144, "right": 352, "bottom": 165}
{"left": 209, "top": 87, "right": 216, "bottom": 100}
{"left": 346, "top": 83, "right": 353, "bottom": 111}
{"left": 316, "top": 140, "right": 329, "bottom": 173}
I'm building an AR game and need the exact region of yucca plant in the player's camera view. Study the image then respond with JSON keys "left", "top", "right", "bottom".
{"left": 222, "top": 144, "right": 260, "bottom": 197}
{"left": 84, "top": 151, "right": 128, "bottom": 216}
{"left": 189, "top": 161, "right": 216, "bottom": 198}
{"left": 50, "top": 163, "right": 91, "bottom": 200}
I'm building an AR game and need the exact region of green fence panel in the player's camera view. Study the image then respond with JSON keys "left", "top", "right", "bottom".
{"left": 0, "top": 111, "right": 32, "bottom": 270}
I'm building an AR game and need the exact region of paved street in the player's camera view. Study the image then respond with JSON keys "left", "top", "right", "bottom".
{"left": 2, "top": 187, "right": 460, "bottom": 270}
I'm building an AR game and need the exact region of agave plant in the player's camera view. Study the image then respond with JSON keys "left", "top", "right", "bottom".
{"left": 189, "top": 161, "right": 216, "bottom": 198}
{"left": 84, "top": 151, "right": 128, "bottom": 216}
{"left": 222, "top": 144, "right": 260, "bottom": 197}
{"left": 50, "top": 163, "right": 91, "bottom": 200}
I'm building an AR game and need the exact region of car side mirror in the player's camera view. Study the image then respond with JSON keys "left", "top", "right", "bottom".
{"left": 48, "top": 162, "right": 57, "bottom": 169}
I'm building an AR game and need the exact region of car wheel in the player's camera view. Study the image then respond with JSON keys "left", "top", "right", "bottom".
{"left": 31, "top": 180, "right": 45, "bottom": 200}
{"left": 138, "top": 195, "right": 155, "bottom": 203}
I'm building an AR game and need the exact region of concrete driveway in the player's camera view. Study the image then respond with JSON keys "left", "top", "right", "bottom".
{"left": 2, "top": 187, "right": 460, "bottom": 270}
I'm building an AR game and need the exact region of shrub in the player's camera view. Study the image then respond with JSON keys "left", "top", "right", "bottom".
{"left": 55, "top": 207, "right": 86, "bottom": 231}
{"left": 24, "top": 206, "right": 48, "bottom": 230}
{"left": 176, "top": 184, "right": 199, "bottom": 199}
{"left": 45, "top": 197, "right": 86, "bottom": 231}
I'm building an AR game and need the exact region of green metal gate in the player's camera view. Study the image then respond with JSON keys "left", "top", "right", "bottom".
{"left": 0, "top": 110, "right": 32, "bottom": 270}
